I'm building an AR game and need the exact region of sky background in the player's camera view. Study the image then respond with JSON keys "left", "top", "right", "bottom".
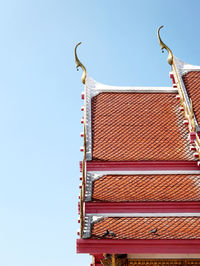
{"left": 0, "top": 0, "right": 200, "bottom": 265}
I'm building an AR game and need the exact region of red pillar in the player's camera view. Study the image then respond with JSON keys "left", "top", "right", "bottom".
{"left": 90, "top": 254, "right": 104, "bottom": 266}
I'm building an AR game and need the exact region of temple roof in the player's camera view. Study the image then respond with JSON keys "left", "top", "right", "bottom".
{"left": 76, "top": 35, "right": 200, "bottom": 255}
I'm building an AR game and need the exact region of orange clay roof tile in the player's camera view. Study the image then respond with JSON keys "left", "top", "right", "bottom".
{"left": 92, "top": 174, "right": 200, "bottom": 202}
{"left": 91, "top": 93, "right": 195, "bottom": 161}
{"left": 91, "top": 217, "right": 200, "bottom": 239}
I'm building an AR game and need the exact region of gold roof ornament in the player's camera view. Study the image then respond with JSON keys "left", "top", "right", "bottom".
{"left": 74, "top": 42, "right": 87, "bottom": 84}
{"left": 190, "top": 99, "right": 196, "bottom": 132}
{"left": 157, "top": 25, "right": 173, "bottom": 65}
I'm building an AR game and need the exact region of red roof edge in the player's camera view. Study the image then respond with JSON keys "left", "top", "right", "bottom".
{"left": 77, "top": 239, "right": 200, "bottom": 254}
{"left": 85, "top": 202, "right": 200, "bottom": 214}
{"left": 80, "top": 161, "right": 199, "bottom": 172}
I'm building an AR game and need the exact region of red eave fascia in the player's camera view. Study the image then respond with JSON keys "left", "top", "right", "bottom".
{"left": 85, "top": 202, "right": 200, "bottom": 214}
{"left": 80, "top": 161, "right": 199, "bottom": 172}
{"left": 77, "top": 239, "right": 200, "bottom": 254}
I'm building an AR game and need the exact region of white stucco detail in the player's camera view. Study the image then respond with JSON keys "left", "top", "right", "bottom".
{"left": 88, "top": 170, "right": 200, "bottom": 175}
{"left": 174, "top": 56, "right": 200, "bottom": 76}
{"left": 82, "top": 214, "right": 104, "bottom": 238}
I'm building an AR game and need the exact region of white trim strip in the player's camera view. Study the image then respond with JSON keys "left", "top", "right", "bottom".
{"left": 95, "top": 84, "right": 177, "bottom": 93}
{"left": 173, "top": 57, "right": 200, "bottom": 75}
{"left": 88, "top": 171, "right": 200, "bottom": 178}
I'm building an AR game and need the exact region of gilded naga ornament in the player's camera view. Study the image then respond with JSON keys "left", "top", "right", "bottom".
{"left": 157, "top": 25, "right": 173, "bottom": 65}
{"left": 74, "top": 42, "right": 87, "bottom": 84}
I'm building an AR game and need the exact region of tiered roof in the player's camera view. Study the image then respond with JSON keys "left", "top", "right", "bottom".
{"left": 75, "top": 27, "right": 200, "bottom": 264}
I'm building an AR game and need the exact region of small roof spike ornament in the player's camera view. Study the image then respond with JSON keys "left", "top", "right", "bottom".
{"left": 74, "top": 42, "right": 87, "bottom": 84}
{"left": 157, "top": 25, "right": 173, "bottom": 65}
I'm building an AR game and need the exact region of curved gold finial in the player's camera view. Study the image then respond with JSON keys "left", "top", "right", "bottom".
{"left": 74, "top": 42, "right": 87, "bottom": 84}
{"left": 157, "top": 25, "right": 173, "bottom": 65}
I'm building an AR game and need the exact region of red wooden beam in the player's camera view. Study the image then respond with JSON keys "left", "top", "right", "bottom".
{"left": 85, "top": 202, "right": 200, "bottom": 214}
{"left": 77, "top": 239, "right": 200, "bottom": 254}
{"left": 80, "top": 161, "right": 199, "bottom": 172}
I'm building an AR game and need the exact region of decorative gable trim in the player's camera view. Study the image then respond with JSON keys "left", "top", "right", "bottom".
{"left": 173, "top": 56, "right": 200, "bottom": 132}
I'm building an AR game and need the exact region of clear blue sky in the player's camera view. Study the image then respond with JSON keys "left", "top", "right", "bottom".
{"left": 0, "top": 1, "right": 200, "bottom": 265}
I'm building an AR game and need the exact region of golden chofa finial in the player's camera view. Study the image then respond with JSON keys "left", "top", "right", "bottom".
{"left": 157, "top": 25, "right": 173, "bottom": 65}
{"left": 74, "top": 42, "right": 87, "bottom": 84}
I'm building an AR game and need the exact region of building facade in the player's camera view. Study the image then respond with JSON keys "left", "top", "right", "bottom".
{"left": 75, "top": 27, "right": 200, "bottom": 265}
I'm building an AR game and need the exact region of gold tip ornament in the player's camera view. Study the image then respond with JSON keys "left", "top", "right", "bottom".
{"left": 74, "top": 42, "right": 87, "bottom": 84}
{"left": 157, "top": 25, "right": 173, "bottom": 65}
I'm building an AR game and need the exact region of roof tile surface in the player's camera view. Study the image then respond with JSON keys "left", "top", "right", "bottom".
{"left": 91, "top": 93, "right": 195, "bottom": 161}
{"left": 92, "top": 174, "right": 200, "bottom": 202}
{"left": 92, "top": 217, "right": 200, "bottom": 239}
